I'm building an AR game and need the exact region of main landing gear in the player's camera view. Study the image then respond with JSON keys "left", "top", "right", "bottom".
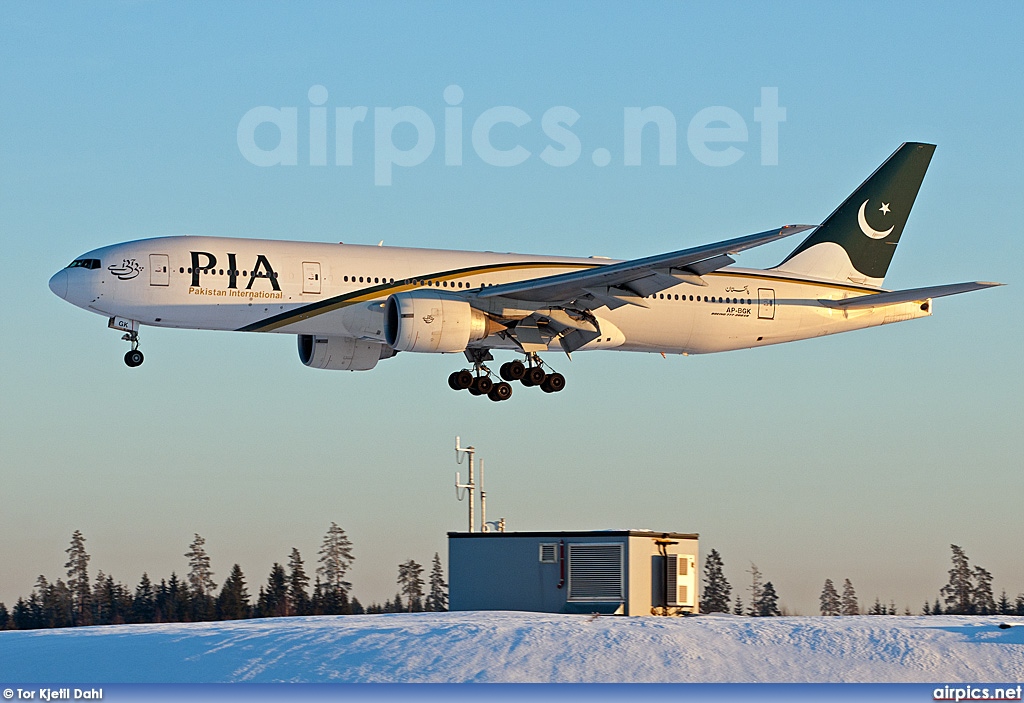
{"left": 122, "top": 330, "right": 144, "bottom": 368}
{"left": 448, "top": 351, "right": 566, "bottom": 401}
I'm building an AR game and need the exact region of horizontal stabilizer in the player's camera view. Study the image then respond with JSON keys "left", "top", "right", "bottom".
{"left": 819, "top": 281, "right": 1003, "bottom": 310}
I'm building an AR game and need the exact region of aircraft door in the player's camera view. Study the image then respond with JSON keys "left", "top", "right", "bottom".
{"left": 303, "top": 262, "right": 321, "bottom": 294}
{"left": 149, "top": 254, "right": 169, "bottom": 286}
{"left": 758, "top": 288, "right": 775, "bottom": 320}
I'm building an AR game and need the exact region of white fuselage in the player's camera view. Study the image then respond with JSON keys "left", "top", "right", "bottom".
{"left": 50, "top": 235, "right": 932, "bottom": 357}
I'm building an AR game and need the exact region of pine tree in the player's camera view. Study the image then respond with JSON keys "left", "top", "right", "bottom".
{"left": 819, "top": 579, "right": 841, "bottom": 616}
{"left": 12, "top": 597, "right": 35, "bottom": 630}
{"left": 841, "top": 579, "right": 859, "bottom": 615}
{"left": 217, "top": 564, "right": 251, "bottom": 620}
{"left": 1015, "top": 594, "right": 1024, "bottom": 616}
{"left": 972, "top": 566, "right": 995, "bottom": 615}
{"left": 257, "top": 563, "right": 289, "bottom": 618}
{"left": 869, "top": 597, "right": 884, "bottom": 615}
{"left": 425, "top": 553, "right": 448, "bottom": 612}
{"left": 997, "top": 590, "right": 1012, "bottom": 616}
{"left": 922, "top": 601, "right": 931, "bottom": 616}
{"left": 700, "top": 549, "right": 732, "bottom": 614}
{"left": 92, "top": 571, "right": 112, "bottom": 625}
{"left": 133, "top": 573, "right": 156, "bottom": 624}
{"left": 184, "top": 534, "right": 217, "bottom": 612}
{"left": 932, "top": 598, "right": 943, "bottom": 615}
{"left": 397, "top": 559, "right": 425, "bottom": 613}
{"left": 941, "top": 544, "right": 973, "bottom": 615}
{"left": 733, "top": 597, "right": 744, "bottom": 616}
{"left": 317, "top": 523, "right": 354, "bottom": 609}
{"left": 64, "top": 529, "right": 91, "bottom": 625}
{"left": 287, "top": 548, "right": 311, "bottom": 616}
{"left": 746, "top": 564, "right": 763, "bottom": 617}
{"left": 756, "top": 581, "right": 781, "bottom": 617}
{"left": 310, "top": 576, "right": 324, "bottom": 615}
{"left": 350, "top": 597, "right": 365, "bottom": 615}
{"left": 0, "top": 602, "right": 8, "bottom": 630}
{"left": 165, "top": 572, "right": 191, "bottom": 622}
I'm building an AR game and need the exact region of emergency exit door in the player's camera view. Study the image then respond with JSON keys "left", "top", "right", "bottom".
{"left": 758, "top": 288, "right": 775, "bottom": 320}
{"left": 303, "top": 262, "right": 321, "bottom": 294}
{"left": 149, "top": 254, "right": 169, "bottom": 286}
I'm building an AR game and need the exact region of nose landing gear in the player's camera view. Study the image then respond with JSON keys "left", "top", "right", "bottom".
{"left": 122, "top": 331, "right": 144, "bottom": 368}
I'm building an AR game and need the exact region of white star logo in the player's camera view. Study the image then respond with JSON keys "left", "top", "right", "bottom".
{"left": 879, "top": 202, "right": 891, "bottom": 215}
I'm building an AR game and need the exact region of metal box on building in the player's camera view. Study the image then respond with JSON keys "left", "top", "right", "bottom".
{"left": 448, "top": 530, "right": 699, "bottom": 616}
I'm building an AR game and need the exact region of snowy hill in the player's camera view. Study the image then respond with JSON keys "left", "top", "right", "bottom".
{"left": 1, "top": 612, "right": 1022, "bottom": 683}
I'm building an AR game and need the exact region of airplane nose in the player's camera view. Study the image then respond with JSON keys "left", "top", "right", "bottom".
{"left": 49, "top": 270, "right": 68, "bottom": 299}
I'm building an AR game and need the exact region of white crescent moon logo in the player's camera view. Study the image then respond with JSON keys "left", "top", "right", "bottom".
{"left": 858, "top": 200, "right": 894, "bottom": 240}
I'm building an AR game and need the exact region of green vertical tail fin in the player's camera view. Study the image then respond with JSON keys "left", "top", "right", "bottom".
{"left": 774, "top": 142, "right": 935, "bottom": 286}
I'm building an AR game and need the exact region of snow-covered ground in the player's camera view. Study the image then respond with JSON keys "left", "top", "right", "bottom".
{"left": 1, "top": 612, "right": 1022, "bottom": 683}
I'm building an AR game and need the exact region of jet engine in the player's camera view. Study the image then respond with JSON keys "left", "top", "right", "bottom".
{"left": 384, "top": 291, "right": 502, "bottom": 353}
{"left": 298, "top": 334, "right": 395, "bottom": 371}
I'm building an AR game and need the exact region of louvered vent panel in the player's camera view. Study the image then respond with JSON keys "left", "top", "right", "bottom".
{"left": 667, "top": 554, "right": 696, "bottom": 607}
{"left": 567, "top": 543, "right": 623, "bottom": 601}
{"left": 539, "top": 543, "right": 557, "bottom": 563}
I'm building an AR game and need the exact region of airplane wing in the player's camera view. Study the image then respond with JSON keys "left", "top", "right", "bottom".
{"left": 475, "top": 225, "right": 813, "bottom": 308}
{"left": 818, "top": 281, "right": 1003, "bottom": 310}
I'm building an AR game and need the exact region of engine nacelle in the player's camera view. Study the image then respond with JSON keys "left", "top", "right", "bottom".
{"left": 297, "top": 335, "right": 395, "bottom": 371}
{"left": 384, "top": 291, "right": 499, "bottom": 353}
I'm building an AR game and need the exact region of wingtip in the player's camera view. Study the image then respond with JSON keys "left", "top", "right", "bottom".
{"left": 782, "top": 224, "right": 816, "bottom": 235}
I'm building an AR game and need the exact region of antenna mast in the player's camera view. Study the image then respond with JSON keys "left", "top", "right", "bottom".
{"left": 480, "top": 459, "right": 487, "bottom": 532}
{"left": 454, "top": 436, "right": 476, "bottom": 533}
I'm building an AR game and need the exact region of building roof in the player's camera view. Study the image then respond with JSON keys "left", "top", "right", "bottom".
{"left": 447, "top": 530, "right": 698, "bottom": 540}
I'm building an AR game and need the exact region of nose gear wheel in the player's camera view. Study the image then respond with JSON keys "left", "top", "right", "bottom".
{"left": 121, "top": 330, "right": 144, "bottom": 367}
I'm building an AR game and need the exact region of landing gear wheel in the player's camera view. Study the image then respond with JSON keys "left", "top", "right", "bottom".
{"left": 124, "top": 349, "right": 144, "bottom": 368}
{"left": 522, "top": 366, "right": 546, "bottom": 387}
{"left": 541, "top": 372, "right": 565, "bottom": 393}
{"left": 500, "top": 360, "right": 526, "bottom": 382}
{"left": 474, "top": 376, "right": 494, "bottom": 395}
{"left": 488, "top": 381, "right": 513, "bottom": 402}
{"left": 449, "top": 370, "right": 474, "bottom": 390}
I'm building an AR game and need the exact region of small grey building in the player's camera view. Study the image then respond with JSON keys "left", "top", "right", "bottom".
{"left": 448, "top": 530, "right": 699, "bottom": 616}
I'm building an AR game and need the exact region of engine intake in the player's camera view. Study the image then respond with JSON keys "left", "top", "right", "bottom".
{"left": 384, "top": 291, "right": 501, "bottom": 353}
{"left": 298, "top": 335, "right": 395, "bottom": 371}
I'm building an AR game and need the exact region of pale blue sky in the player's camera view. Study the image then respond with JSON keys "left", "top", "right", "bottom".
{"left": 1, "top": 2, "right": 1021, "bottom": 614}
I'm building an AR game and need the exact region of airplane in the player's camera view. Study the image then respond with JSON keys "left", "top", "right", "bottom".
{"left": 49, "top": 142, "right": 1001, "bottom": 401}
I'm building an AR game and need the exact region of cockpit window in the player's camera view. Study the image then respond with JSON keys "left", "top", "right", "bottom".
{"left": 67, "top": 259, "right": 101, "bottom": 270}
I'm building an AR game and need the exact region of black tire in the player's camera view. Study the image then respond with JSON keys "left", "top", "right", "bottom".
{"left": 502, "top": 360, "right": 526, "bottom": 381}
{"left": 448, "top": 371, "right": 462, "bottom": 391}
{"left": 488, "top": 381, "right": 513, "bottom": 401}
{"left": 541, "top": 372, "right": 565, "bottom": 393}
{"left": 454, "top": 370, "right": 474, "bottom": 389}
{"left": 124, "top": 350, "right": 144, "bottom": 367}
{"left": 523, "top": 366, "right": 546, "bottom": 387}
{"left": 474, "top": 376, "right": 493, "bottom": 395}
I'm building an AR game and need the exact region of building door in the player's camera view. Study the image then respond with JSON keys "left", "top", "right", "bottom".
{"left": 149, "top": 254, "right": 169, "bottom": 286}
{"left": 758, "top": 288, "right": 775, "bottom": 320}
{"left": 303, "top": 262, "right": 321, "bottom": 294}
